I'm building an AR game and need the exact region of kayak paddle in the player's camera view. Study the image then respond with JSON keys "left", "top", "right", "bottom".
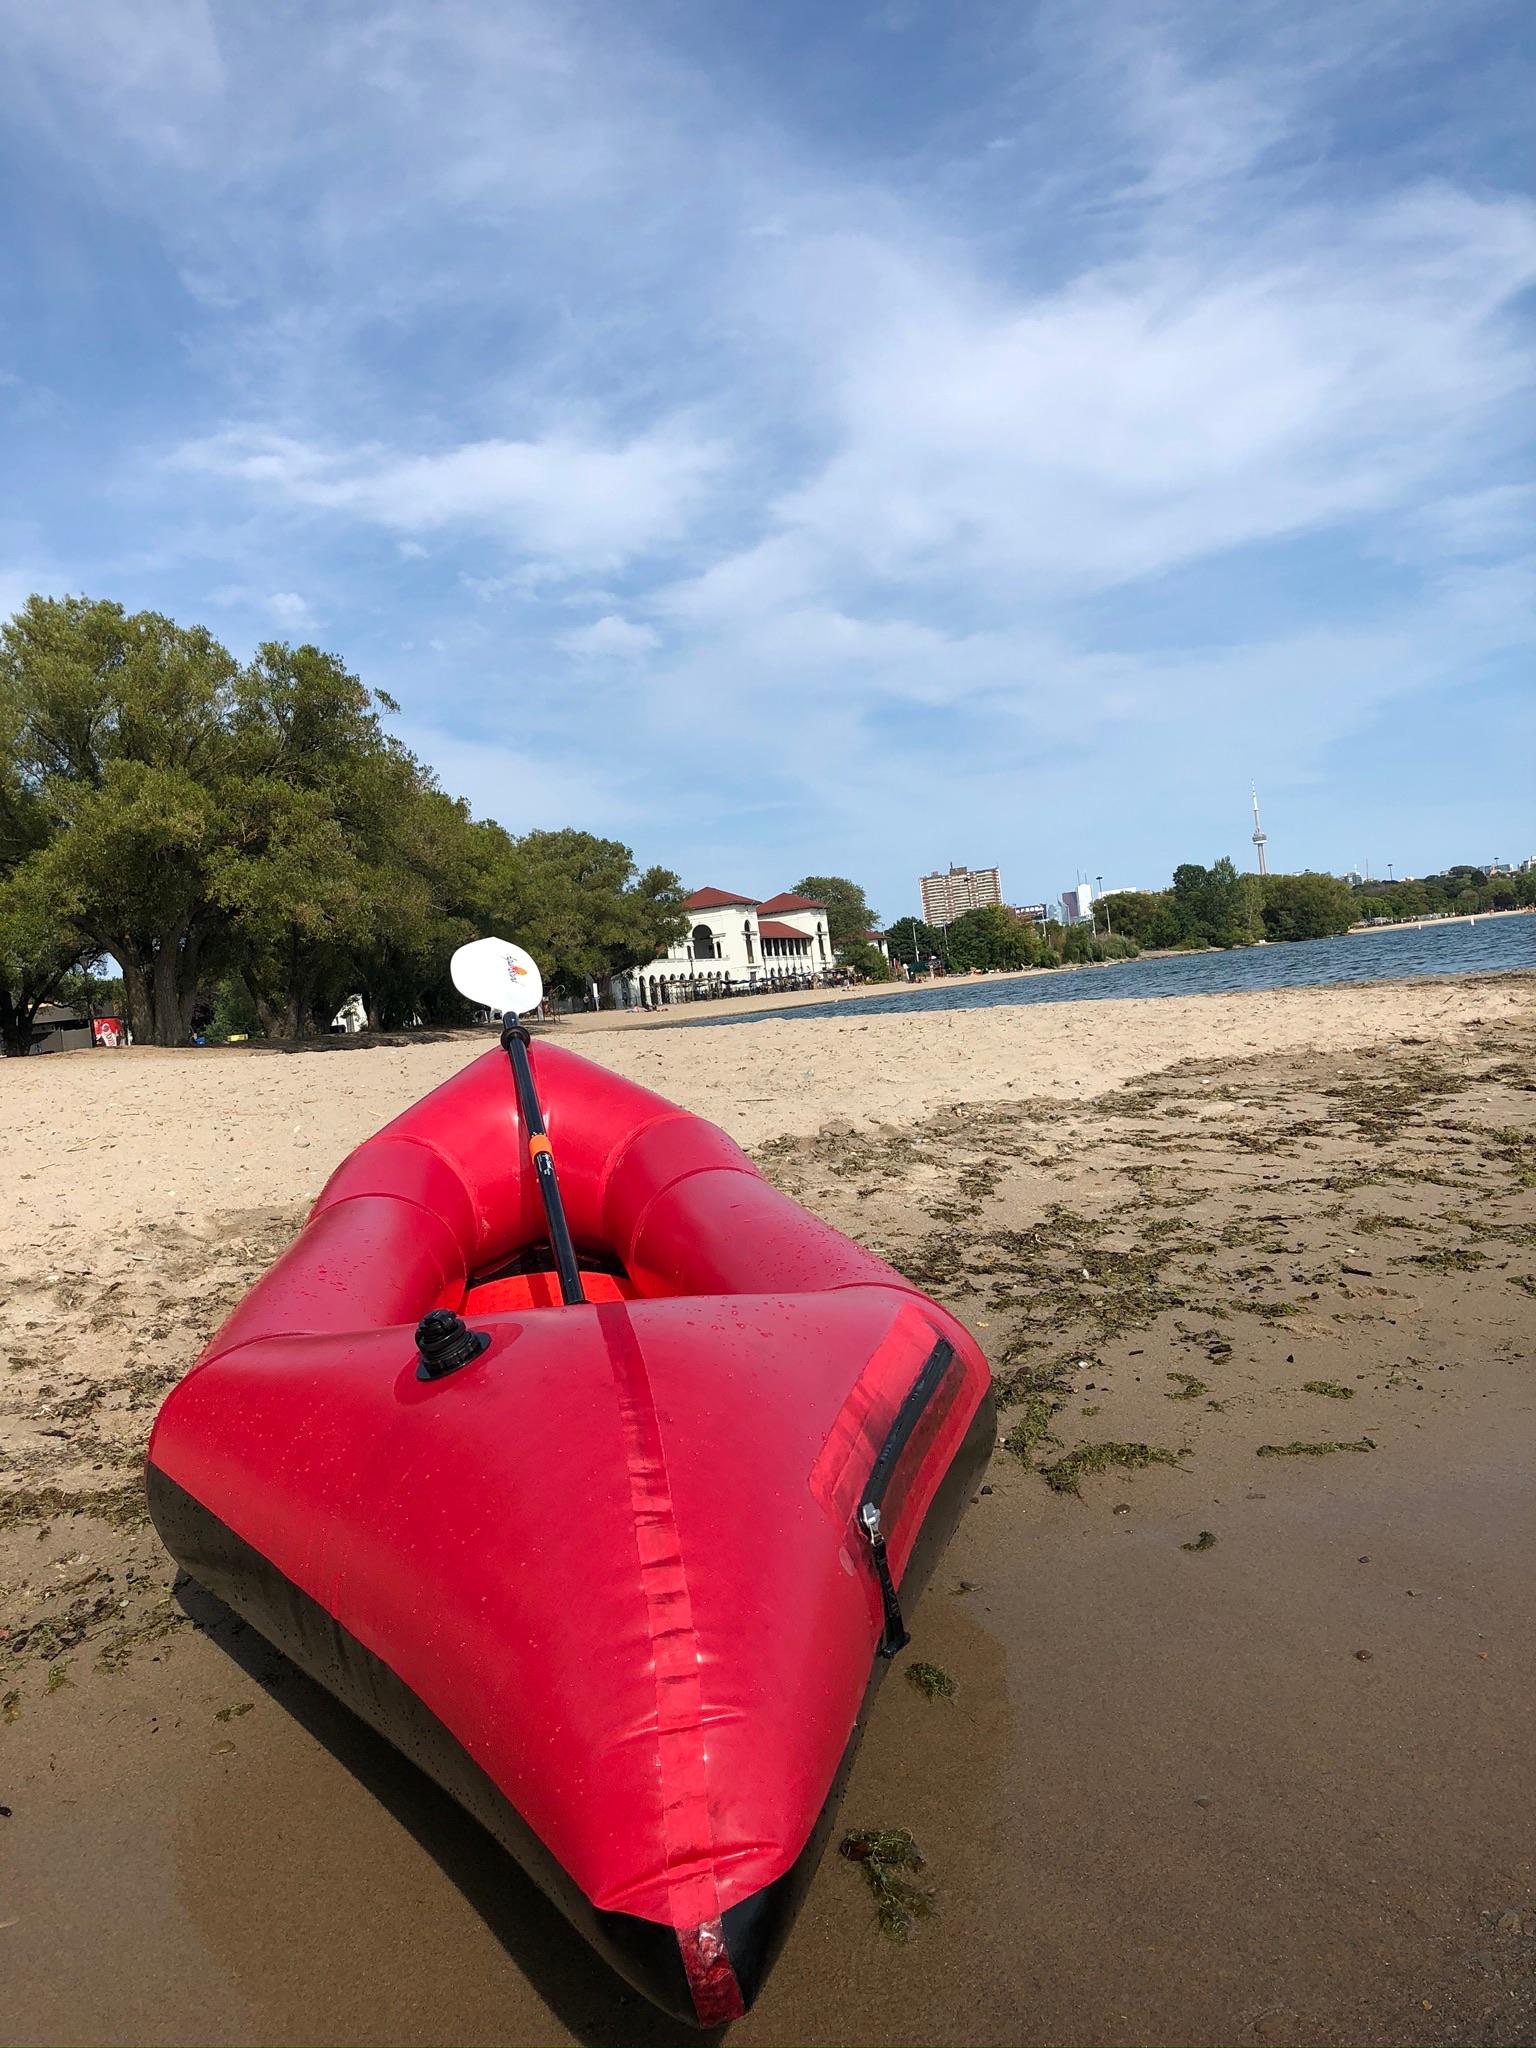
{"left": 450, "top": 937, "right": 586, "bottom": 1306}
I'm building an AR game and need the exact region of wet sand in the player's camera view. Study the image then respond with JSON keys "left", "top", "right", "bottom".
{"left": 3, "top": 972, "right": 1534, "bottom": 2044}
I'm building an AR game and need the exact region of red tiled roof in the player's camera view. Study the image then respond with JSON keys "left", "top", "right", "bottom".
{"left": 682, "top": 886, "right": 760, "bottom": 910}
{"left": 756, "top": 891, "right": 824, "bottom": 913}
{"left": 758, "top": 919, "right": 811, "bottom": 941}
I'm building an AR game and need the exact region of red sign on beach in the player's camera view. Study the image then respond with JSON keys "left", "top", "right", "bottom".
{"left": 91, "top": 1017, "right": 123, "bottom": 1047}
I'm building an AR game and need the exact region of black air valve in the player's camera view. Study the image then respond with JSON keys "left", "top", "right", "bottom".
{"left": 414, "top": 1309, "right": 490, "bottom": 1381}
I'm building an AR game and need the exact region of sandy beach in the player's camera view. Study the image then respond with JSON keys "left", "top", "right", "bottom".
{"left": 3, "top": 970, "right": 1534, "bottom": 2045}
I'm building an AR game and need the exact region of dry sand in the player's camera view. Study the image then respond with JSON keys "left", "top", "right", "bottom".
{"left": 2, "top": 970, "right": 1534, "bottom": 2045}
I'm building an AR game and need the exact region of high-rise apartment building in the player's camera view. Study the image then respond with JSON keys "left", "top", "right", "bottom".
{"left": 919, "top": 864, "right": 1003, "bottom": 925}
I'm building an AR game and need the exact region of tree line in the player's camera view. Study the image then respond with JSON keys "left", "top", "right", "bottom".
{"left": 882, "top": 849, "right": 1534, "bottom": 974}
{"left": 0, "top": 596, "right": 689, "bottom": 1053}
{"left": 884, "top": 906, "right": 1140, "bottom": 972}
{"left": 1097, "top": 861, "right": 1358, "bottom": 951}
{"left": 1354, "top": 865, "right": 1535, "bottom": 922}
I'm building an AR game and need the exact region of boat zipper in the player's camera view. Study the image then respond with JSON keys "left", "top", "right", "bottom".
{"left": 858, "top": 1338, "right": 955, "bottom": 1658}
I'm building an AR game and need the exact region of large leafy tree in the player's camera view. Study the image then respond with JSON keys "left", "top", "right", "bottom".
{"left": 1098, "top": 890, "right": 1181, "bottom": 950}
{"left": 486, "top": 829, "right": 688, "bottom": 998}
{"left": 945, "top": 903, "right": 1042, "bottom": 971}
{"left": 1171, "top": 858, "right": 1263, "bottom": 949}
{"left": 0, "top": 684, "right": 91, "bottom": 1054}
{"left": 883, "top": 915, "right": 944, "bottom": 965}
{"left": 3, "top": 596, "right": 241, "bottom": 1044}
{"left": 792, "top": 875, "right": 879, "bottom": 955}
{"left": 214, "top": 643, "right": 424, "bottom": 1036}
{"left": 1259, "top": 871, "right": 1356, "bottom": 942}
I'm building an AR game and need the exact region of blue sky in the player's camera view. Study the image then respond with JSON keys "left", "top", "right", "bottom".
{"left": 2, "top": 0, "right": 1532, "bottom": 919}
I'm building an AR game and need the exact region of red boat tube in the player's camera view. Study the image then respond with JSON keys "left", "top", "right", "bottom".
{"left": 147, "top": 1041, "right": 995, "bottom": 2024}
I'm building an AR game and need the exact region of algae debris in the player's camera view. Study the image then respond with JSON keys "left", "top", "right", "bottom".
{"left": 905, "top": 1661, "right": 956, "bottom": 1702}
{"left": 1256, "top": 1438, "right": 1374, "bottom": 1458}
{"left": 1040, "top": 1440, "right": 1182, "bottom": 1496}
{"left": 840, "top": 1828, "right": 936, "bottom": 1941}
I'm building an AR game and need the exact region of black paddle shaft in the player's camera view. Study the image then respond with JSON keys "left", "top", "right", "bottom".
{"left": 501, "top": 1016, "right": 586, "bottom": 1307}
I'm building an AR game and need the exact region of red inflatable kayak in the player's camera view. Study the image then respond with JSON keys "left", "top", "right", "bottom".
{"left": 147, "top": 1040, "right": 995, "bottom": 2024}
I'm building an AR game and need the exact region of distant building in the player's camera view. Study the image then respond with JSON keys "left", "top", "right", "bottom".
{"left": 1014, "top": 902, "right": 1049, "bottom": 924}
{"left": 1059, "top": 882, "right": 1095, "bottom": 926}
{"left": 920, "top": 864, "right": 1002, "bottom": 925}
{"left": 623, "top": 886, "right": 834, "bottom": 1000}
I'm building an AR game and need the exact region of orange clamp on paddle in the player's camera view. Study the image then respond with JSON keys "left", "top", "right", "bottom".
{"left": 528, "top": 1134, "right": 553, "bottom": 1162}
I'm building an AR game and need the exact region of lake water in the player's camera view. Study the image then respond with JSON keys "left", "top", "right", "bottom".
{"left": 686, "top": 914, "right": 1536, "bottom": 1028}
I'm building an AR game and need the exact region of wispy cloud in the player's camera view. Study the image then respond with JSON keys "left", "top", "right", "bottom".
{"left": 175, "top": 424, "right": 724, "bottom": 571}
{"left": 1, "top": 0, "right": 1531, "bottom": 897}
{"left": 556, "top": 615, "right": 660, "bottom": 659}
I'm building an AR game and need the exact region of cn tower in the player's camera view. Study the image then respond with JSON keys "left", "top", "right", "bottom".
{"left": 1251, "top": 785, "right": 1268, "bottom": 877}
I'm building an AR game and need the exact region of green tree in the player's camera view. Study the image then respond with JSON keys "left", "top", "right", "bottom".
{"left": 1259, "top": 872, "right": 1356, "bottom": 942}
{"left": 883, "top": 915, "right": 944, "bottom": 967}
{"left": 488, "top": 829, "right": 687, "bottom": 999}
{"left": 0, "top": 683, "right": 92, "bottom": 1054}
{"left": 838, "top": 940, "right": 892, "bottom": 981}
{"left": 945, "top": 903, "right": 1042, "bottom": 971}
{"left": 792, "top": 875, "right": 879, "bottom": 955}
{"left": 1098, "top": 890, "right": 1180, "bottom": 949}
{"left": 213, "top": 643, "right": 424, "bottom": 1037}
{"left": 3, "top": 596, "right": 242, "bottom": 1044}
{"left": 1171, "top": 858, "right": 1263, "bottom": 948}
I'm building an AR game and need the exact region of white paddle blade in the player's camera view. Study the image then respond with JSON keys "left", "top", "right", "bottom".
{"left": 451, "top": 937, "right": 544, "bottom": 1016}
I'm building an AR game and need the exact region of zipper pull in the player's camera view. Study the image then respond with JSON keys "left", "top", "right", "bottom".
{"left": 859, "top": 1502, "right": 911, "bottom": 1659}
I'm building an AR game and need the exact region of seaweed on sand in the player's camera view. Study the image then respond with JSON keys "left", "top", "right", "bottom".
{"left": 1165, "top": 1371, "right": 1208, "bottom": 1401}
{"left": 905, "top": 1661, "right": 957, "bottom": 1702}
{"left": 1256, "top": 1438, "right": 1374, "bottom": 1458}
{"left": 840, "top": 1829, "right": 936, "bottom": 1941}
{"left": 1039, "top": 1441, "right": 1183, "bottom": 1496}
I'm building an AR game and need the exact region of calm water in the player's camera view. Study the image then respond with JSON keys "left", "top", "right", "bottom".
{"left": 685, "top": 914, "right": 1536, "bottom": 1028}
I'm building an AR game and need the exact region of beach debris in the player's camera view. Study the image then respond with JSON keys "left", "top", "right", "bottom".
{"left": 1165, "top": 1371, "right": 1208, "bottom": 1401}
{"left": 210, "top": 1740, "right": 237, "bottom": 1756}
{"left": 214, "top": 1702, "right": 254, "bottom": 1722}
{"left": 905, "top": 1660, "right": 957, "bottom": 1702}
{"left": 839, "top": 1828, "right": 936, "bottom": 1941}
{"left": 1181, "top": 1530, "right": 1218, "bottom": 1552}
{"left": 1040, "top": 1441, "right": 1182, "bottom": 1495}
{"left": 1, "top": 1690, "right": 20, "bottom": 1724}
{"left": 1302, "top": 1380, "right": 1354, "bottom": 1399}
{"left": 1354, "top": 1650, "right": 1373, "bottom": 1661}
{"left": 1256, "top": 1438, "right": 1374, "bottom": 1457}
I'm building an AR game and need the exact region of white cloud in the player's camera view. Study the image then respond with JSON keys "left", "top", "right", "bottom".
{"left": 175, "top": 422, "right": 725, "bottom": 571}
{"left": 693, "top": 184, "right": 1536, "bottom": 618}
{"left": 555, "top": 614, "right": 659, "bottom": 659}
{"left": 267, "top": 589, "right": 312, "bottom": 626}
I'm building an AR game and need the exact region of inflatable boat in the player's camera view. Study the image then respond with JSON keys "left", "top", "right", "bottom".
{"left": 147, "top": 1006, "right": 995, "bottom": 2024}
